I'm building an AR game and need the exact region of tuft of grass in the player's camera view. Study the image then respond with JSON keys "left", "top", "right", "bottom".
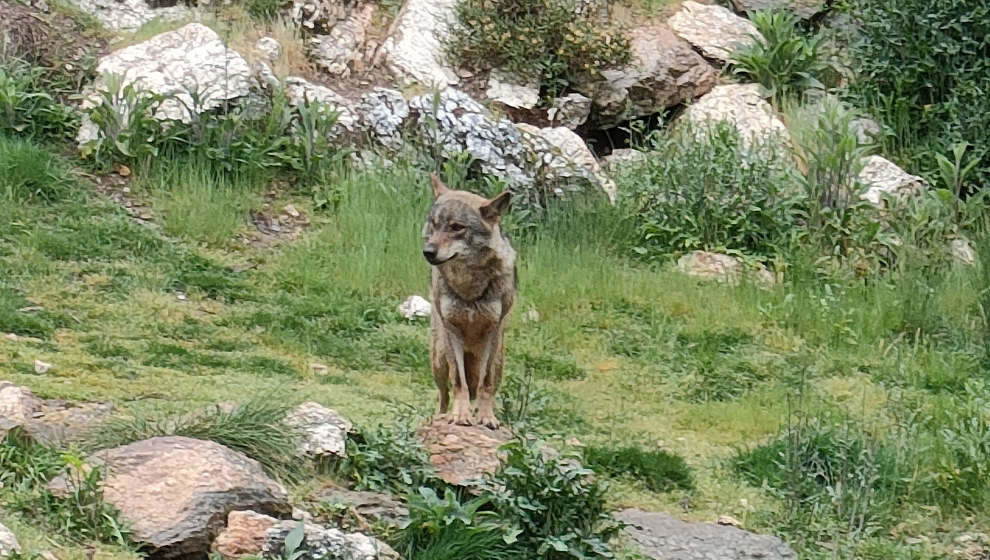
{"left": 87, "top": 397, "right": 302, "bottom": 479}
{"left": 0, "top": 134, "right": 76, "bottom": 203}
{"left": 584, "top": 445, "right": 694, "bottom": 492}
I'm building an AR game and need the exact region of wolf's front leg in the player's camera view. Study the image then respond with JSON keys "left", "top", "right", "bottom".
{"left": 444, "top": 327, "right": 473, "bottom": 426}
{"left": 476, "top": 325, "right": 504, "bottom": 430}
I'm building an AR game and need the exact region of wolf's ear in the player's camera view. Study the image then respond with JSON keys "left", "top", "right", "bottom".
{"left": 430, "top": 173, "right": 449, "bottom": 198}
{"left": 480, "top": 191, "right": 512, "bottom": 222}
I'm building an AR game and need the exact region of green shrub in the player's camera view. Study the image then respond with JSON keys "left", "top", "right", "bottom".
{"left": 584, "top": 445, "right": 693, "bottom": 492}
{"left": 0, "top": 430, "right": 131, "bottom": 545}
{"left": 617, "top": 122, "right": 802, "bottom": 261}
{"left": 482, "top": 437, "right": 622, "bottom": 559}
{"left": 0, "top": 58, "right": 78, "bottom": 141}
{"left": 849, "top": 0, "right": 990, "bottom": 189}
{"left": 396, "top": 488, "right": 516, "bottom": 560}
{"left": 337, "top": 415, "right": 438, "bottom": 494}
{"left": 445, "top": 0, "right": 630, "bottom": 96}
{"left": 730, "top": 10, "right": 830, "bottom": 103}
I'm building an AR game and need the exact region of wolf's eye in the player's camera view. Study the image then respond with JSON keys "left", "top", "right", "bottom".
{"left": 449, "top": 223, "right": 466, "bottom": 233}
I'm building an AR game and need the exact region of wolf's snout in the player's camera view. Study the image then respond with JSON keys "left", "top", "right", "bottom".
{"left": 423, "top": 245, "right": 438, "bottom": 263}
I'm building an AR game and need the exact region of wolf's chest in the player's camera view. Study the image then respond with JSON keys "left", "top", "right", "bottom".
{"left": 439, "top": 296, "right": 501, "bottom": 340}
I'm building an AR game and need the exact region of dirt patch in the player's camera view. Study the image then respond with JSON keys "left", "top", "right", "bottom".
{"left": 0, "top": 0, "right": 108, "bottom": 75}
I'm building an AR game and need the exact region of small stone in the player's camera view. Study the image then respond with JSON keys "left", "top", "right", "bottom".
{"left": 176, "top": 292, "right": 187, "bottom": 301}
{"left": 309, "top": 363, "right": 329, "bottom": 376}
{"left": 547, "top": 93, "right": 592, "bottom": 129}
{"left": 213, "top": 510, "right": 278, "bottom": 559}
{"left": 524, "top": 308, "right": 540, "bottom": 322}
{"left": 33, "top": 360, "right": 52, "bottom": 374}
{"left": 717, "top": 515, "right": 742, "bottom": 527}
{"left": 116, "top": 164, "right": 131, "bottom": 177}
{"left": 283, "top": 204, "right": 301, "bottom": 218}
{"left": 398, "top": 295, "right": 431, "bottom": 320}
{"left": 858, "top": 155, "right": 927, "bottom": 207}
{"left": 951, "top": 238, "right": 976, "bottom": 266}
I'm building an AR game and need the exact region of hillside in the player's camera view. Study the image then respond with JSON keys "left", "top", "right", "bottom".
{"left": 2, "top": 0, "right": 990, "bottom": 559}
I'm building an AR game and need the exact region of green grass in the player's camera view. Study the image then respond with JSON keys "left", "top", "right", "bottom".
{"left": 2, "top": 132, "right": 990, "bottom": 560}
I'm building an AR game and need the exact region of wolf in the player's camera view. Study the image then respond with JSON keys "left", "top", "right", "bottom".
{"left": 422, "top": 173, "right": 517, "bottom": 429}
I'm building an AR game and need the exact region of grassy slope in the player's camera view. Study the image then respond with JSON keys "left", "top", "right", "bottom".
{"left": 3, "top": 128, "right": 989, "bottom": 559}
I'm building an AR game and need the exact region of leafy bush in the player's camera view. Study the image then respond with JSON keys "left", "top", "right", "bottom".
{"left": 397, "top": 488, "right": 516, "bottom": 560}
{"left": 445, "top": 0, "right": 630, "bottom": 96}
{"left": 849, "top": 0, "right": 990, "bottom": 189}
{"left": 0, "top": 58, "right": 78, "bottom": 140}
{"left": 730, "top": 10, "right": 830, "bottom": 103}
{"left": 482, "top": 438, "right": 622, "bottom": 559}
{"left": 336, "top": 414, "right": 438, "bottom": 494}
{"left": 0, "top": 430, "right": 131, "bottom": 545}
{"left": 583, "top": 445, "right": 693, "bottom": 492}
{"left": 617, "top": 122, "right": 802, "bottom": 260}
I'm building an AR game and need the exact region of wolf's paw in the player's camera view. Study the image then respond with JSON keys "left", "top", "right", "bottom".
{"left": 448, "top": 408, "right": 474, "bottom": 426}
{"left": 477, "top": 412, "right": 500, "bottom": 430}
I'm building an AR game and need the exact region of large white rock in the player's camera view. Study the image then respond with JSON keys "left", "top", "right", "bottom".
{"left": 516, "top": 124, "right": 617, "bottom": 202}
{"left": 669, "top": 1, "right": 761, "bottom": 63}
{"left": 67, "top": 0, "right": 190, "bottom": 31}
{"left": 307, "top": 3, "right": 375, "bottom": 78}
{"left": 382, "top": 0, "right": 459, "bottom": 88}
{"left": 77, "top": 24, "right": 253, "bottom": 145}
{"left": 681, "top": 84, "right": 790, "bottom": 151}
{"left": 576, "top": 23, "right": 716, "bottom": 127}
{"left": 398, "top": 295, "right": 431, "bottom": 320}
{"left": 857, "top": 155, "right": 927, "bottom": 206}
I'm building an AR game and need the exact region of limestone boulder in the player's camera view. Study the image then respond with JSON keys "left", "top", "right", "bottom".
{"left": 382, "top": 0, "right": 459, "bottom": 88}
{"left": 317, "top": 488, "right": 409, "bottom": 528}
{"left": 47, "top": 436, "right": 290, "bottom": 558}
{"left": 397, "top": 295, "right": 431, "bottom": 320}
{"left": 307, "top": 3, "right": 375, "bottom": 78}
{"left": 547, "top": 93, "right": 592, "bottom": 129}
{"left": 77, "top": 24, "right": 254, "bottom": 146}
{"left": 284, "top": 402, "right": 352, "bottom": 459}
{"left": 857, "top": 155, "right": 927, "bottom": 207}
{"left": 677, "top": 251, "right": 774, "bottom": 285}
{"left": 486, "top": 71, "right": 540, "bottom": 110}
{"left": 576, "top": 24, "right": 716, "bottom": 127}
{"left": 669, "top": 1, "right": 761, "bottom": 63}
{"left": 516, "top": 124, "right": 617, "bottom": 202}
{"left": 680, "top": 84, "right": 790, "bottom": 152}
{"left": 617, "top": 509, "right": 797, "bottom": 560}
{"left": 66, "top": 0, "right": 190, "bottom": 31}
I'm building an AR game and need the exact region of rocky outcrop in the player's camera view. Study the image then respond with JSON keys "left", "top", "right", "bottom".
{"left": 283, "top": 76, "right": 360, "bottom": 135}
{"left": 284, "top": 402, "right": 352, "bottom": 459}
{"left": 857, "top": 155, "right": 928, "bottom": 207}
{"left": 67, "top": 0, "right": 190, "bottom": 31}
{"left": 382, "top": 0, "right": 459, "bottom": 88}
{"left": 263, "top": 520, "right": 399, "bottom": 560}
{"left": 417, "top": 420, "right": 512, "bottom": 486}
{"left": 727, "top": 0, "right": 825, "bottom": 20}
{"left": 669, "top": 1, "right": 761, "bottom": 63}
{"left": 0, "top": 381, "right": 112, "bottom": 446}
{"left": 48, "top": 436, "right": 290, "bottom": 558}
{"left": 577, "top": 24, "right": 716, "bottom": 127}
{"left": 616, "top": 509, "right": 797, "bottom": 560}
{"left": 356, "top": 88, "right": 410, "bottom": 150}
{"left": 680, "top": 84, "right": 789, "bottom": 152}
{"left": 603, "top": 148, "right": 647, "bottom": 171}
{"left": 77, "top": 24, "right": 254, "bottom": 146}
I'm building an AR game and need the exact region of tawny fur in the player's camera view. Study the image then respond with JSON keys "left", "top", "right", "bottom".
{"left": 422, "top": 173, "right": 517, "bottom": 429}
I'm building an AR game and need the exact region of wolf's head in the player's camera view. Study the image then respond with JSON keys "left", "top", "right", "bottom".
{"left": 422, "top": 173, "right": 512, "bottom": 266}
